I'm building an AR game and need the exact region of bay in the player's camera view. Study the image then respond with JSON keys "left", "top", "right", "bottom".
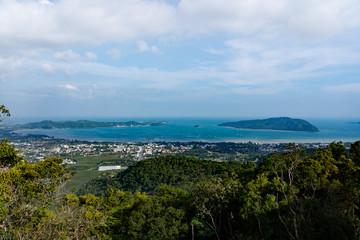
{"left": 15, "top": 118, "right": 360, "bottom": 143}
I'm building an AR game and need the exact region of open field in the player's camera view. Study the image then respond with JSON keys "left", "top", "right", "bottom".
{"left": 59, "top": 154, "right": 136, "bottom": 195}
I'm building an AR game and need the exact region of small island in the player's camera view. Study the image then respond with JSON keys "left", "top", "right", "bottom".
{"left": 218, "top": 117, "right": 319, "bottom": 132}
{"left": 13, "top": 120, "right": 167, "bottom": 130}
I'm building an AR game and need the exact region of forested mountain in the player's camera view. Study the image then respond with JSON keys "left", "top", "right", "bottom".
{"left": 11, "top": 120, "right": 167, "bottom": 129}
{"left": 79, "top": 156, "right": 248, "bottom": 195}
{"left": 2, "top": 138, "right": 360, "bottom": 239}
{"left": 219, "top": 117, "right": 319, "bottom": 132}
{"left": 2, "top": 106, "right": 360, "bottom": 239}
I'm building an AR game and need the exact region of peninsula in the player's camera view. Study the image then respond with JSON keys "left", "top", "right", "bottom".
{"left": 13, "top": 120, "right": 167, "bottom": 130}
{"left": 218, "top": 117, "right": 319, "bottom": 132}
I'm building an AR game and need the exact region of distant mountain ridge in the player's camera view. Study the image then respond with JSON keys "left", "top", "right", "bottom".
{"left": 219, "top": 117, "right": 319, "bottom": 132}
{"left": 13, "top": 120, "right": 167, "bottom": 130}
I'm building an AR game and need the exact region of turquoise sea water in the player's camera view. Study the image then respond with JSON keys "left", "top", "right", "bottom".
{"left": 16, "top": 118, "right": 360, "bottom": 143}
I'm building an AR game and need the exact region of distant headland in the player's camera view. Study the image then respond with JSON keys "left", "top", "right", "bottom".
{"left": 12, "top": 120, "right": 167, "bottom": 130}
{"left": 218, "top": 117, "right": 319, "bottom": 132}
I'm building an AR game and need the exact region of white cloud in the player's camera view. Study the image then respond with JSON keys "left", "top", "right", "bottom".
{"left": 0, "top": 0, "right": 359, "bottom": 104}
{"left": 14, "top": 40, "right": 358, "bottom": 97}
{"left": 106, "top": 48, "right": 122, "bottom": 59}
{"left": 178, "top": 0, "right": 360, "bottom": 38}
{"left": 0, "top": 57, "right": 22, "bottom": 71}
{"left": 61, "top": 84, "right": 78, "bottom": 91}
{"left": 0, "top": 0, "right": 176, "bottom": 50}
{"left": 0, "top": 0, "right": 359, "bottom": 55}
{"left": 54, "top": 50, "right": 80, "bottom": 60}
{"left": 42, "top": 63, "right": 53, "bottom": 73}
{"left": 323, "top": 83, "right": 360, "bottom": 94}
{"left": 286, "top": 0, "right": 360, "bottom": 38}
{"left": 222, "top": 38, "right": 360, "bottom": 86}
{"left": 85, "top": 51, "right": 97, "bottom": 60}
{"left": 0, "top": 57, "right": 23, "bottom": 82}
{"left": 137, "top": 40, "right": 162, "bottom": 54}
{"left": 3, "top": 34, "right": 360, "bottom": 99}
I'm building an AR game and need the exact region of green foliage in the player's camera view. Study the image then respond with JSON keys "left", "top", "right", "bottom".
{"left": 329, "top": 141, "right": 348, "bottom": 159}
{"left": 16, "top": 120, "right": 166, "bottom": 129}
{"left": 0, "top": 138, "right": 23, "bottom": 167}
{"left": 60, "top": 154, "right": 136, "bottom": 195}
{"left": 0, "top": 154, "right": 73, "bottom": 239}
{"left": 219, "top": 117, "right": 319, "bottom": 132}
{"left": 75, "top": 143, "right": 360, "bottom": 239}
{"left": 79, "top": 155, "right": 245, "bottom": 195}
{"left": 0, "top": 105, "right": 11, "bottom": 129}
{"left": 108, "top": 185, "right": 189, "bottom": 240}
{"left": 0, "top": 135, "right": 111, "bottom": 239}
{"left": 1, "top": 126, "right": 360, "bottom": 240}
{"left": 190, "top": 177, "right": 242, "bottom": 239}
{"left": 350, "top": 140, "right": 360, "bottom": 164}
{"left": 0, "top": 105, "right": 10, "bottom": 121}
{"left": 254, "top": 142, "right": 360, "bottom": 239}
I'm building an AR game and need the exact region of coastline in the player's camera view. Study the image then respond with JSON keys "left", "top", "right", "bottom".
{"left": 11, "top": 130, "right": 358, "bottom": 144}
{"left": 9, "top": 118, "right": 360, "bottom": 145}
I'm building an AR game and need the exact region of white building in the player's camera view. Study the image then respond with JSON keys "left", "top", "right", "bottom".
{"left": 98, "top": 165, "right": 128, "bottom": 171}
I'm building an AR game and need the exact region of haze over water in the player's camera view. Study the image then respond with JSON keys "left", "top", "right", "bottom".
{"left": 17, "top": 118, "right": 360, "bottom": 143}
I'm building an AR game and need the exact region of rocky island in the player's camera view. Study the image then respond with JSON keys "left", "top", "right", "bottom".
{"left": 219, "top": 117, "right": 319, "bottom": 132}
{"left": 12, "top": 120, "right": 167, "bottom": 130}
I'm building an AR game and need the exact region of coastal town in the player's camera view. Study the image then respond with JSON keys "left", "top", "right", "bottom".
{"left": 10, "top": 134, "right": 333, "bottom": 164}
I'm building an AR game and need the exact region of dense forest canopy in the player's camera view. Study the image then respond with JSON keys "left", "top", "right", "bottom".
{"left": 2, "top": 138, "right": 360, "bottom": 239}
{"left": 79, "top": 156, "right": 249, "bottom": 195}
{"left": 2, "top": 106, "right": 360, "bottom": 239}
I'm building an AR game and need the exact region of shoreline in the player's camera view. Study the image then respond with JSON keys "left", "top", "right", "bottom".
{"left": 218, "top": 125, "right": 320, "bottom": 133}
{"left": 10, "top": 120, "right": 360, "bottom": 145}
{"left": 10, "top": 132, "right": 358, "bottom": 145}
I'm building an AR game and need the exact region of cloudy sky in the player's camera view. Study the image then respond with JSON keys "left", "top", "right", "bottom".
{"left": 1, "top": 0, "right": 360, "bottom": 119}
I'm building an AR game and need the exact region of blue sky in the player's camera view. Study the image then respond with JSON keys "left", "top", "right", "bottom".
{"left": 0, "top": 0, "right": 360, "bottom": 119}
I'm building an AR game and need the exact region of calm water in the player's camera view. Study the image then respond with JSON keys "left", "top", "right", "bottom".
{"left": 16, "top": 118, "right": 360, "bottom": 143}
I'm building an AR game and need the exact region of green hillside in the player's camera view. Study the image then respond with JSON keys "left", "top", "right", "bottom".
{"left": 13, "top": 120, "right": 166, "bottom": 129}
{"left": 219, "top": 117, "right": 319, "bottom": 132}
{"left": 79, "top": 155, "right": 248, "bottom": 195}
{"left": 3, "top": 135, "right": 360, "bottom": 239}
